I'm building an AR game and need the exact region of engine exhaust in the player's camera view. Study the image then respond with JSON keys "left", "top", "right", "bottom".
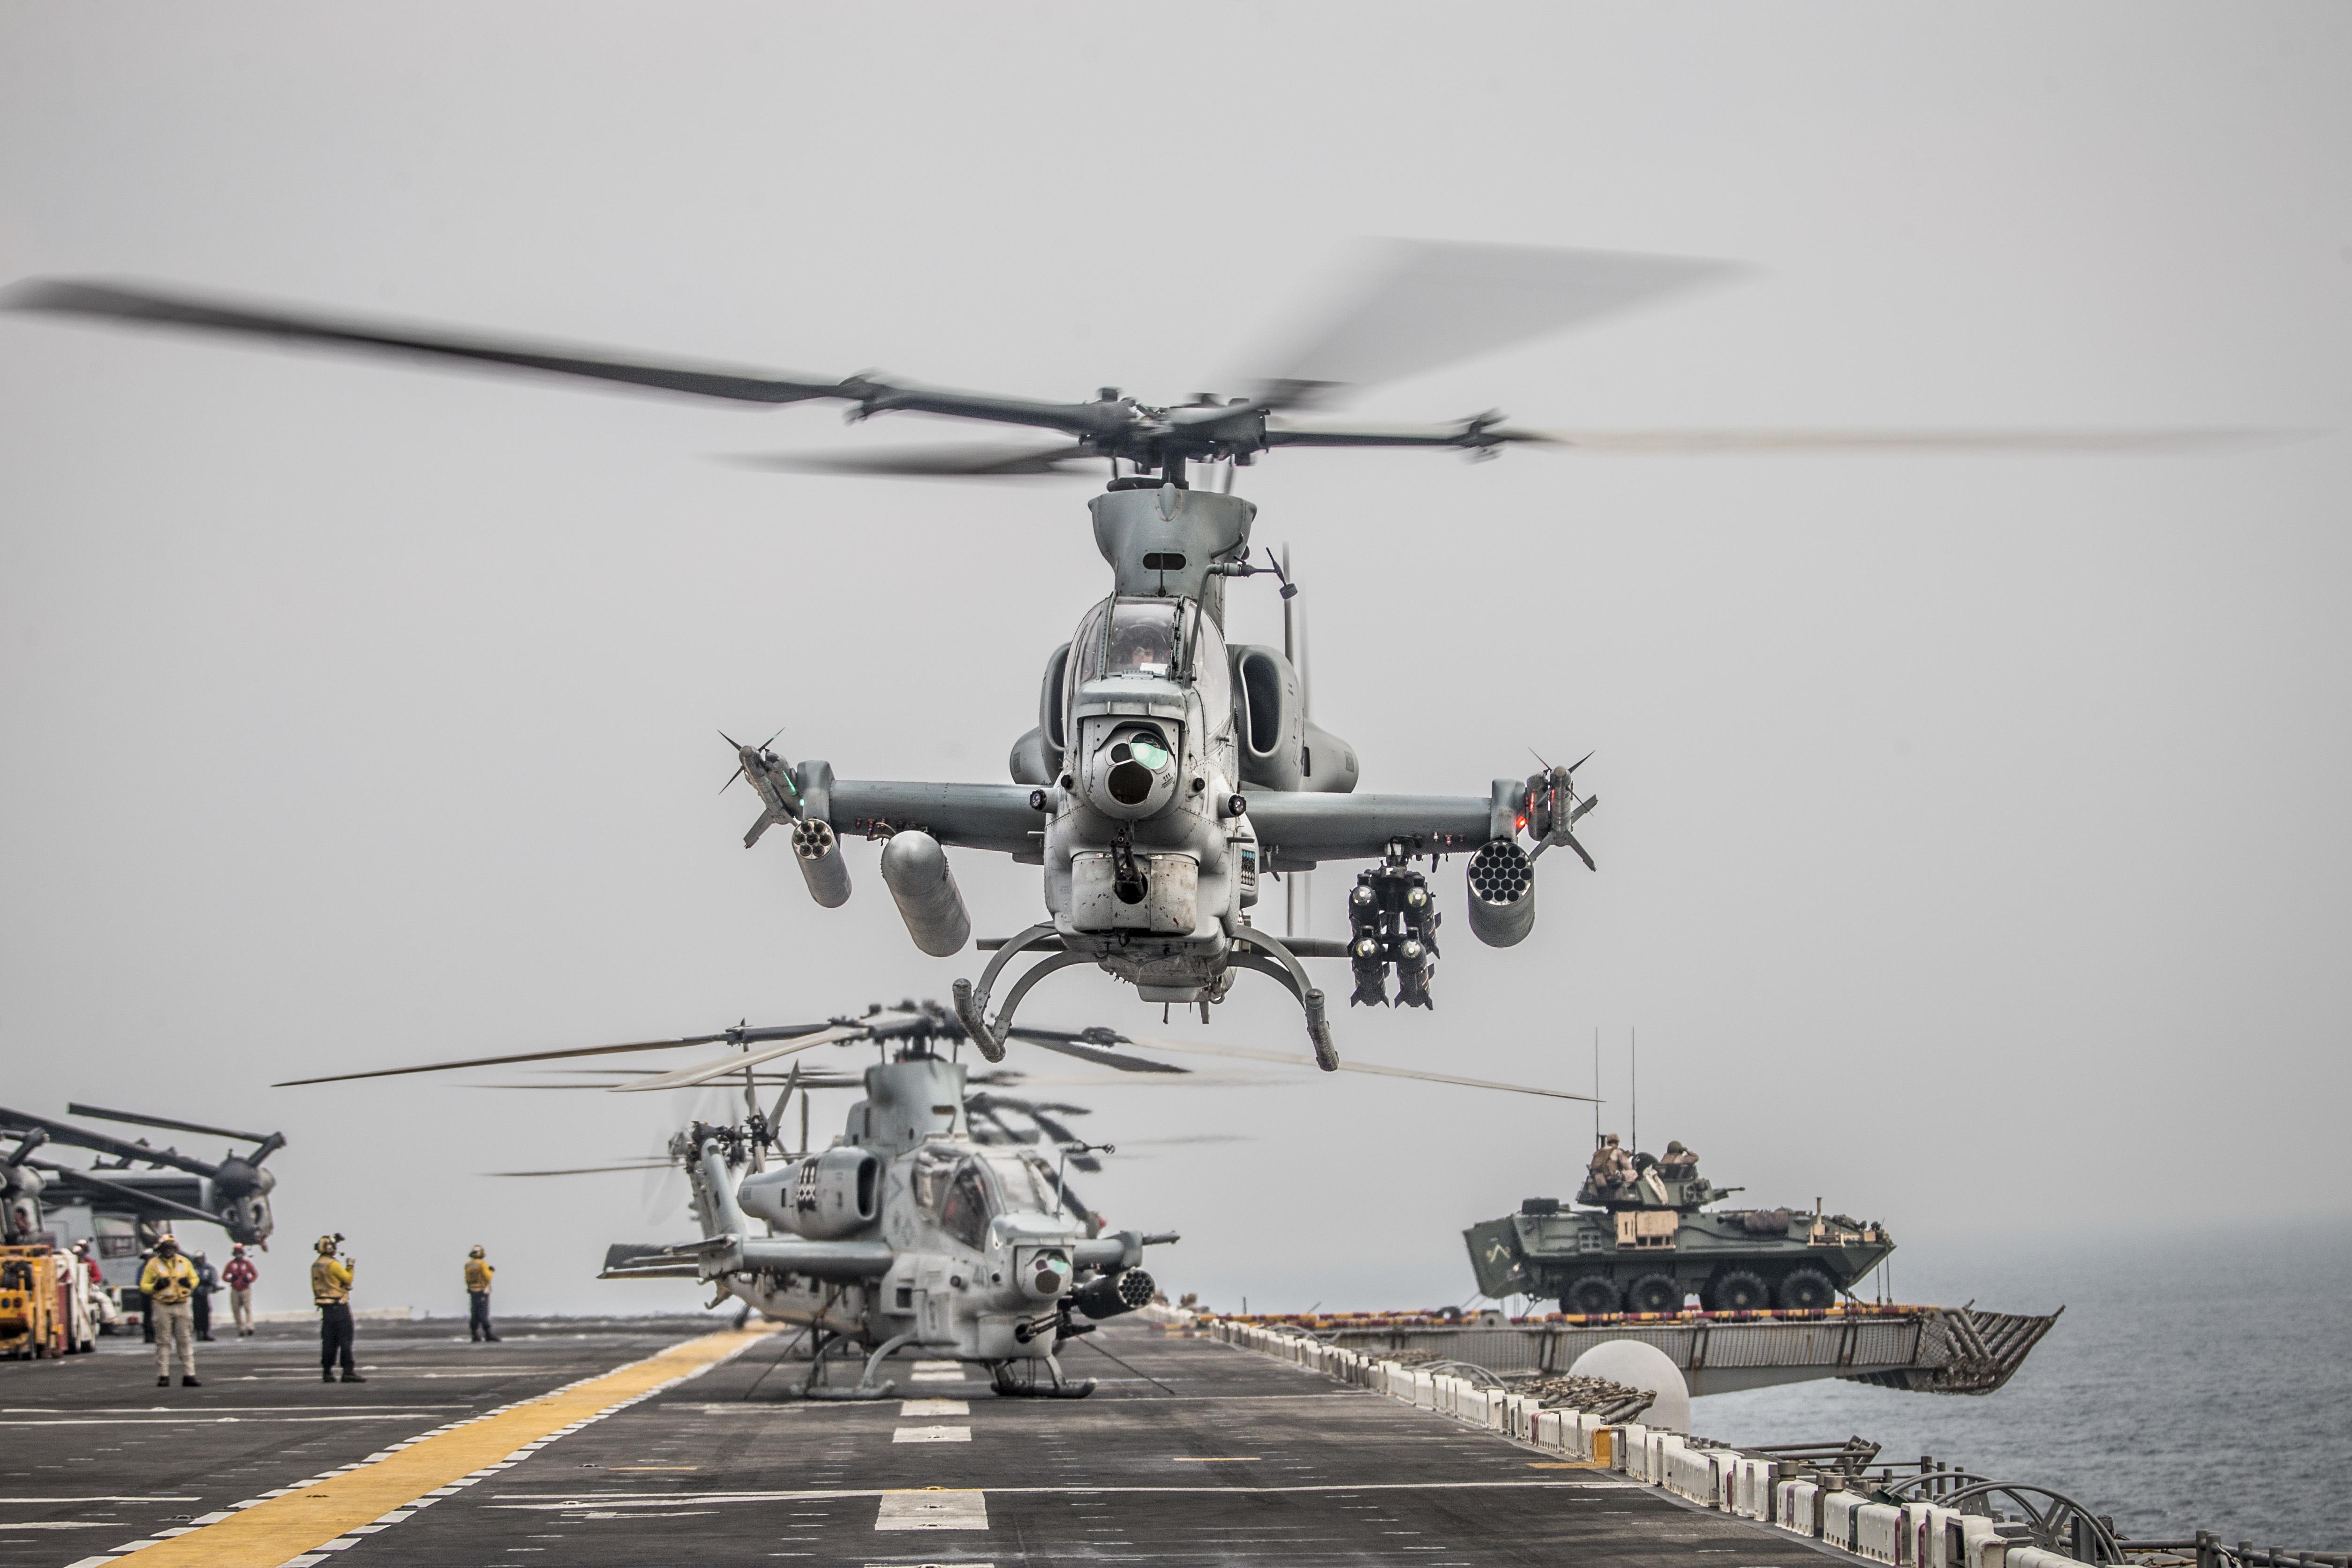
{"left": 1465, "top": 839, "right": 1536, "bottom": 947}
{"left": 879, "top": 830, "right": 971, "bottom": 957}
{"left": 791, "top": 818, "right": 852, "bottom": 908}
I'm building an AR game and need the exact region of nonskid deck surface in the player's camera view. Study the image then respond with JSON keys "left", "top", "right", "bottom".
{"left": 0, "top": 1315, "right": 716, "bottom": 1568}
{"left": 6, "top": 1319, "right": 1848, "bottom": 1568}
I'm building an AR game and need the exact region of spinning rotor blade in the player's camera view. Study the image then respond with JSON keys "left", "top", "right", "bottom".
{"left": 1119, "top": 1134, "right": 1254, "bottom": 1148}
{"left": 2, "top": 279, "right": 848, "bottom": 405}
{"left": 731, "top": 441, "right": 1096, "bottom": 478}
{"left": 766, "top": 1062, "right": 801, "bottom": 1140}
{"left": 1524, "top": 427, "right": 2285, "bottom": 454}
{"left": 271, "top": 1021, "right": 846, "bottom": 1086}
{"left": 1241, "top": 240, "right": 1741, "bottom": 410}
{"left": 614, "top": 1025, "right": 864, "bottom": 1093}
{"left": 67, "top": 1103, "right": 273, "bottom": 1146}
{"left": 1117, "top": 1035, "right": 1597, "bottom": 1101}
{"left": 484, "top": 1161, "right": 678, "bottom": 1177}
{"left": 1006, "top": 1028, "right": 1190, "bottom": 1073}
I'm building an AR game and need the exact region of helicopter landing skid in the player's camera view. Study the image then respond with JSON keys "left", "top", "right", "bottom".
{"left": 958, "top": 923, "right": 1338, "bottom": 1070}
{"left": 954, "top": 922, "right": 1066, "bottom": 1060}
{"left": 989, "top": 1352, "right": 1095, "bottom": 1400}
{"left": 802, "top": 1329, "right": 912, "bottom": 1402}
{"left": 1231, "top": 929, "right": 1339, "bottom": 1070}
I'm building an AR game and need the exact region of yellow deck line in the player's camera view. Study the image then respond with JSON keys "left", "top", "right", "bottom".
{"left": 121, "top": 1325, "right": 774, "bottom": 1568}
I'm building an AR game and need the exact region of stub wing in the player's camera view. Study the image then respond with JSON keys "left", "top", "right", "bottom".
{"left": 1244, "top": 791, "right": 1497, "bottom": 869}
{"left": 600, "top": 1236, "right": 896, "bottom": 1282}
{"left": 817, "top": 780, "right": 1043, "bottom": 857}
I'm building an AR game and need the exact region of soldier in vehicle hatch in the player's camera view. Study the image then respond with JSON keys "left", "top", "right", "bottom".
{"left": 1582, "top": 1135, "right": 1634, "bottom": 1201}
{"left": 1659, "top": 1140, "right": 1699, "bottom": 1178}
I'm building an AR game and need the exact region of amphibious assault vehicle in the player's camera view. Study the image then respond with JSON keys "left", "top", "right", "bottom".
{"left": 1463, "top": 1141, "right": 1893, "bottom": 1315}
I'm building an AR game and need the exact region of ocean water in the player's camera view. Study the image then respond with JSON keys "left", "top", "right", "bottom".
{"left": 1696, "top": 1219, "right": 2352, "bottom": 1551}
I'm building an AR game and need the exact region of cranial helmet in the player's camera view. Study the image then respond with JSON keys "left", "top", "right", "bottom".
{"left": 157, "top": 1235, "right": 180, "bottom": 1252}
{"left": 468, "top": 1246, "right": 484, "bottom": 1258}
{"left": 316, "top": 1235, "right": 339, "bottom": 1254}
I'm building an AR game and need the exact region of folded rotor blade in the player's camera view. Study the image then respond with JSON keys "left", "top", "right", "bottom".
{"left": 1, "top": 279, "right": 852, "bottom": 405}
{"left": 1004, "top": 1027, "right": 1191, "bottom": 1074}
{"left": 1524, "top": 427, "right": 2290, "bottom": 454}
{"left": 67, "top": 1103, "right": 274, "bottom": 1146}
{"left": 728, "top": 441, "right": 1097, "bottom": 477}
{"left": 612, "top": 1024, "right": 864, "bottom": 1093}
{"left": 1240, "top": 241, "right": 1742, "bottom": 410}
{"left": 271, "top": 1022, "right": 842, "bottom": 1087}
{"left": 1118, "top": 1034, "right": 1597, "bottom": 1101}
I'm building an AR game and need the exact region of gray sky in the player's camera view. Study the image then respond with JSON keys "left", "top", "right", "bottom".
{"left": 3, "top": 4, "right": 2346, "bottom": 1319}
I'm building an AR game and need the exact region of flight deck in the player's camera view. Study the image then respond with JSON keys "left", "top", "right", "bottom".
{"left": 6, "top": 1314, "right": 1847, "bottom": 1568}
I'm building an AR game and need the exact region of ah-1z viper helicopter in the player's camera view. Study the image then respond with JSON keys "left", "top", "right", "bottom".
{"left": 277, "top": 998, "right": 1594, "bottom": 1397}
{"left": 6, "top": 243, "right": 2228, "bottom": 1065}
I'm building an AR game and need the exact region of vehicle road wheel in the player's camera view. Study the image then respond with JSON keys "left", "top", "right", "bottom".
{"left": 1707, "top": 1269, "right": 1772, "bottom": 1312}
{"left": 1562, "top": 1276, "right": 1621, "bottom": 1316}
{"left": 1626, "top": 1274, "right": 1683, "bottom": 1315}
{"left": 1777, "top": 1267, "right": 1836, "bottom": 1311}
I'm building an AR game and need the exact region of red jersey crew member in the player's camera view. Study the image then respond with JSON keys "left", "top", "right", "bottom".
{"left": 310, "top": 1234, "right": 363, "bottom": 1383}
{"left": 222, "top": 1244, "right": 258, "bottom": 1335}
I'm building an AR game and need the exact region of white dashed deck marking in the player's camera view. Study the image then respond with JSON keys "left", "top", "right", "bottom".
{"left": 892, "top": 1425, "right": 973, "bottom": 1443}
{"left": 899, "top": 1399, "right": 969, "bottom": 1416}
{"left": 874, "top": 1491, "right": 990, "bottom": 1530}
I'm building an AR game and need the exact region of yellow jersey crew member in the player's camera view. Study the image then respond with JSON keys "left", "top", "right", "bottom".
{"left": 310, "top": 1233, "right": 364, "bottom": 1383}
{"left": 464, "top": 1246, "right": 499, "bottom": 1342}
{"left": 140, "top": 1234, "right": 202, "bottom": 1387}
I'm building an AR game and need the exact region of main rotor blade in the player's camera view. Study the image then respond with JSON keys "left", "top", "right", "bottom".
{"left": 67, "top": 1103, "right": 273, "bottom": 1146}
{"left": 729, "top": 441, "right": 1096, "bottom": 478}
{"left": 2, "top": 279, "right": 850, "bottom": 405}
{"left": 1240, "top": 240, "right": 1741, "bottom": 410}
{"left": 612, "top": 1025, "right": 865, "bottom": 1093}
{"left": 1118, "top": 1035, "right": 1597, "bottom": 1101}
{"left": 1005, "top": 1028, "right": 1190, "bottom": 1074}
{"left": 271, "top": 1024, "right": 841, "bottom": 1087}
{"left": 483, "top": 1161, "right": 678, "bottom": 1177}
{"left": 1524, "top": 427, "right": 2289, "bottom": 454}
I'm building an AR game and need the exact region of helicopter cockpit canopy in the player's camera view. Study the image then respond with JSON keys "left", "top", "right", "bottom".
{"left": 1100, "top": 598, "right": 1181, "bottom": 680}
{"left": 912, "top": 1146, "right": 995, "bottom": 1250}
{"left": 1068, "top": 596, "right": 1232, "bottom": 744}
{"left": 913, "top": 1145, "right": 1078, "bottom": 1251}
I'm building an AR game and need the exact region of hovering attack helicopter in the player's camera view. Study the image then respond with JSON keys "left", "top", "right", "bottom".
{"left": 4, "top": 244, "right": 2239, "bottom": 1064}
{"left": 277, "top": 999, "right": 1593, "bottom": 1396}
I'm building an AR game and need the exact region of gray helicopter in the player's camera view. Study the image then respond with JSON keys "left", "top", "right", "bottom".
{"left": 278, "top": 998, "right": 1593, "bottom": 1396}
{"left": 0, "top": 1104, "right": 286, "bottom": 1294}
{"left": 5, "top": 243, "right": 2222, "bottom": 1063}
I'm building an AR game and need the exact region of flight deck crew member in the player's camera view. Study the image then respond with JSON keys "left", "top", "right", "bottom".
{"left": 191, "top": 1252, "right": 218, "bottom": 1341}
{"left": 311, "top": 1235, "right": 364, "bottom": 1383}
{"left": 223, "top": 1245, "right": 258, "bottom": 1335}
{"left": 464, "top": 1246, "right": 499, "bottom": 1342}
{"left": 141, "top": 1236, "right": 201, "bottom": 1387}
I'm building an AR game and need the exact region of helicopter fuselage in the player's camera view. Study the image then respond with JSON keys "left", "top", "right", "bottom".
{"left": 658, "top": 1056, "right": 1152, "bottom": 1369}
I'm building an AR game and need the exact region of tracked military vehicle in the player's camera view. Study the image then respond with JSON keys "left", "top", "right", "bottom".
{"left": 1464, "top": 1140, "right": 1893, "bottom": 1316}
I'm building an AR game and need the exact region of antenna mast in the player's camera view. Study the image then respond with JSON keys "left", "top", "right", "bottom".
{"left": 1630, "top": 1025, "right": 1638, "bottom": 1156}
{"left": 1592, "top": 1027, "right": 1601, "bottom": 1147}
